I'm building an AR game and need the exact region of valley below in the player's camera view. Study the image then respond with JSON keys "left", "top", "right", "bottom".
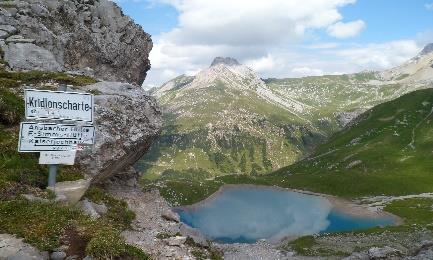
{"left": 136, "top": 45, "right": 433, "bottom": 258}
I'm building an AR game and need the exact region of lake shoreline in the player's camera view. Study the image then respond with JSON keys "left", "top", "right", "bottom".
{"left": 178, "top": 184, "right": 402, "bottom": 223}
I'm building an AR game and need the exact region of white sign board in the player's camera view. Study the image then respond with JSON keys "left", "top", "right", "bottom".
{"left": 18, "top": 122, "right": 95, "bottom": 152}
{"left": 25, "top": 89, "right": 94, "bottom": 123}
{"left": 39, "top": 151, "right": 77, "bottom": 165}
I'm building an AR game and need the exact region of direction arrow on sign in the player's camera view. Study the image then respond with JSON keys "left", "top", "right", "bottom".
{"left": 25, "top": 89, "right": 94, "bottom": 123}
{"left": 18, "top": 122, "right": 95, "bottom": 152}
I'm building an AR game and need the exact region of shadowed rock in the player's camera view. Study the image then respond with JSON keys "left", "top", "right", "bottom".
{"left": 0, "top": 0, "right": 152, "bottom": 85}
{"left": 210, "top": 57, "right": 241, "bottom": 67}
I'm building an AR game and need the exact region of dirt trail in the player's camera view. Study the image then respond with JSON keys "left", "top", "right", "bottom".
{"left": 107, "top": 185, "right": 195, "bottom": 259}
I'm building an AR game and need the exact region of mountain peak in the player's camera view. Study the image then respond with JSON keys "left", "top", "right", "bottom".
{"left": 419, "top": 43, "right": 433, "bottom": 56}
{"left": 210, "top": 57, "right": 240, "bottom": 67}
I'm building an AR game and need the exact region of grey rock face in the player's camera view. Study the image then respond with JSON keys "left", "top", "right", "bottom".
{"left": 92, "top": 201, "right": 108, "bottom": 215}
{"left": 0, "top": 0, "right": 152, "bottom": 85}
{"left": 343, "top": 252, "right": 370, "bottom": 260}
{"left": 78, "top": 199, "right": 100, "bottom": 219}
{"left": 161, "top": 209, "right": 180, "bottom": 223}
{"left": 77, "top": 82, "right": 162, "bottom": 183}
{"left": 0, "top": 30, "right": 8, "bottom": 39}
{"left": 163, "top": 236, "right": 187, "bottom": 247}
{"left": 210, "top": 57, "right": 241, "bottom": 67}
{"left": 179, "top": 223, "right": 209, "bottom": 247}
{"left": 0, "top": 234, "right": 48, "bottom": 260}
{"left": 368, "top": 246, "right": 402, "bottom": 259}
{"left": 3, "top": 42, "right": 62, "bottom": 71}
{"left": 50, "top": 251, "right": 67, "bottom": 260}
{"left": 420, "top": 43, "right": 433, "bottom": 56}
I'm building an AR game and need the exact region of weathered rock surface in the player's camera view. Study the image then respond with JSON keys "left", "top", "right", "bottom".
{"left": 368, "top": 246, "right": 402, "bottom": 259}
{"left": 106, "top": 185, "right": 197, "bottom": 259}
{"left": 78, "top": 199, "right": 100, "bottom": 219}
{"left": 0, "top": 234, "right": 49, "bottom": 260}
{"left": 0, "top": 0, "right": 152, "bottom": 85}
{"left": 76, "top": 82, "right": 162, "bottom": 183}
{"left": 2, "top": 42, "right": 62, "bottom": 71}
{"left": 161, "top": 209, "right": 180, "bottom": 223}
{"left": 50, "top": 179, "right": 91, "bottom": 204}
{"left": 216, "top": 240, "right": 294, "bottom": 260}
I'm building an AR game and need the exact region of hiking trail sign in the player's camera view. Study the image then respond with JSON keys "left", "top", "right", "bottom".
{"left": 25, "top": 89, "right": 94, "bottom": 123}
{"left": 19, "top": 86, "right": 95, "bottom": 187}
{"left": 39, "top": 150, "right": 77, "bottom": 165}
{"left": 18, "top": 122, "right": 95, "bottom": 152}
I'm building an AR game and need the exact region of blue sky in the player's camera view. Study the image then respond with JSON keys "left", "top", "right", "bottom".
{"left": 115, "top": 0, "right": 433, "bottom": 87}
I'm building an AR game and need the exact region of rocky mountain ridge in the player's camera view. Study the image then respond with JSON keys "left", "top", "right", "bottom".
{"left": 0, "top": 0, "right": 152, "bottom": 85}
{"left": 140, "top": 45, "right": 433, "bottom": 180}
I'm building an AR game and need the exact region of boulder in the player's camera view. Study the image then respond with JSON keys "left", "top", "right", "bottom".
{"left": 368, "top": 246, "right": 402, "bottom": 259}
{"left": 50, "top": 251, "right": 67, "bottom": 260}
{"left": 50, "top": 179, "right": 91, "bottom": 205}
{"left": 76, "top": 82, "right": 162, "bottom": 183}
{"left": 0, "top": 30, "right": 9, "bottom": 39}
{"left": 78, "top": 199, "right": 100, "bottom": 219}
{"left": 179, "top": 223, "right": 209, "bottom": 247}
{"left": 2, "top": 42, "right": 62, "bottom": 71}
{"left": 164, "top": 236, "right": 187, "bottom": 247}
{"left": 0, "top": 0, "right": 152, "bottom": 85}
{"left": 343, "top": 252, "right": 369, "bottom": 260}
{"left": 161, "top": 209, "right": 180, "bottom": 223}
{"left": 0, "top": 25, "right": 17, "bottom": 34}
{"left": 0, "top": 234, "right": 49, "bottom": 260}
{"left": 92, "top": 201, "right": 108, "bottom": 215}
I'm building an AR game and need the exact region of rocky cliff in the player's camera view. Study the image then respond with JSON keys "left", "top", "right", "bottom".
{"left": 0, "top": 0, "right": 162, "bottom": 186}
{"left": 0, "top": 0, "right": 152, "bottom": 85}
{"left": 78, "top": 82, "right": 162, "bottom": 184}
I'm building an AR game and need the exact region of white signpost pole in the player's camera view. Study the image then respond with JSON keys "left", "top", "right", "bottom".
{"left": 48, "top": 84, "right": 67, "bottom": 188}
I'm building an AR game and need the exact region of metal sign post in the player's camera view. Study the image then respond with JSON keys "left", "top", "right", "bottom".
{"left": 49, "top": 84, "right": 66, "bottom": 188}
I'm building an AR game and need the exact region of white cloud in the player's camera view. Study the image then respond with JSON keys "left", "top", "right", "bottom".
{"left": 292, "top": 67, "right": 324, "bottom": 76}
{"left": 334, "top": 40, "right": 420, "bottom": 69}
{"left": 245, "top": 55, "right": 277, "bottom": 73}
{"left": 307, "top": 42, "right": 340, "bottom": 49}
{"left": 144, "top": 0, "right": 360, "bottom": 86}
{"left": 142, "top": 0, "right": 425, "bottom": 88}
{"left": 425, "top": 2, "right": 433, "bottom": 10}
{"left": 157, "top": 0, "right": 356, "bottom": 46}
{"left": 327, "top": 20, "right": 366, "bottom": 38}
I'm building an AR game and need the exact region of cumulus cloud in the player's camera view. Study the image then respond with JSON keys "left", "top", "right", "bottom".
{"left": 426, "top": 2, "right": 433, "bottom": 10}
{"left": 292, "top": 67, "right": 324, "bottom": 76}
{"left": 327, "top": 20, "right": 366, "bottom": 38}
{"left": 141, "top": 0, "right": 424, "bottom": 87}
{"left": 334, "top": 40, "right": 420, "bottom": 69}
{"left": 144, "top": 0, "right": 360, "bottom": 86}
{"left": 157, "top": 0, "right": 356, "bottom": 46}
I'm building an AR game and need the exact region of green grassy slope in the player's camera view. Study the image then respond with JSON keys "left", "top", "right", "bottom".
{"left": 0, "top": 62, "right": 149, "bottom": 258}
{"left": 146, "top": 88, "right": 433, "bottom": 206}
{"left": 139, "top": 63, "right": 433, "bottom": 182}
{"left": 270, "top": 87, "right": 433, "bottom": 197}
{"left": 138, "top": 74, "right": 327, "bottom": 179}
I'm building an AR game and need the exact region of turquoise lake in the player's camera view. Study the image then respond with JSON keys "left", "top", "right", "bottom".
{"left": 175, "top": 186, "right": 396, "bottom": 244}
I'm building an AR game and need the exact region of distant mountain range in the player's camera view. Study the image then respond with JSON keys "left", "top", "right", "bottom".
{"left": 137, "top": 44, "right": 433, "bottom": 180}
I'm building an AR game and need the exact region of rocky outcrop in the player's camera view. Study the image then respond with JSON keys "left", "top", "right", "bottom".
{"left": 0, "top": 0, "right": 152, "bottom": 85}
{"left": 210, "top": 56, "right": 241, "bottom": 67}
{"left": 77, "top": 82, "right": 162, "bottom": 183}
{"left": 0, "top": 234, "right": 49, "bottom": 259}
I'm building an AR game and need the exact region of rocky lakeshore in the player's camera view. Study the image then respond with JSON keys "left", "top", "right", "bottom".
{"left": 179, "top": 184, "right": 402, "bottom": 224}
